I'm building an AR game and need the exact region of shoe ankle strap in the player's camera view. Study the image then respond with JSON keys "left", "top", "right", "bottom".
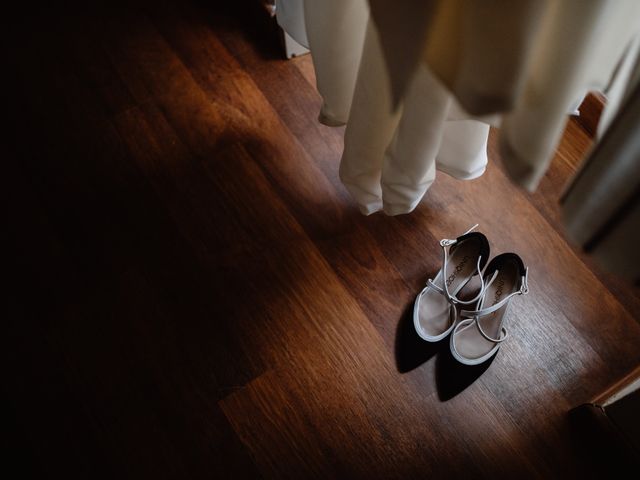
{"left": 460, "top": 268, "right": 529, "bottom": 319}
{"left": 426, "top": 225, "right": 489, "bottom": 328}
{"left": 430, "top": 224, "right": 486, "bottom": 306}
{"left": 438, "top": 223, "right": 479, "bottom": 249}
{"left": 459, "top": 267, "right": 529, "bottom": 344}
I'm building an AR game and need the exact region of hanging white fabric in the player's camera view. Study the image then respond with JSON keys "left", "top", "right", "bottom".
{"left": 340, "top": 19, "right": 490, "bottom": 215}
{"left": 277, "top": 0, "right": 640, "bottom": 216}
{"left": 562, "top": 64, "right": 640, "bottom": 282}
{"left": 277, "top": 0, "right": 490, "bottom": 215}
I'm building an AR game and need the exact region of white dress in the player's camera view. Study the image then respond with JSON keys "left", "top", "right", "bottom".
{"left": 339, "top": 18, "right": 490, "bottom": 215}
{"left": 277, "top": 0, "right": 490, "bottom": 215}
{"left": 277, "top": 0, "right": 640, "bottom": 216}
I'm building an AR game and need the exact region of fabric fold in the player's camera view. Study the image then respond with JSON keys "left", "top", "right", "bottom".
{"left": 277, "top": 0, "right": 640, "bottom": 213}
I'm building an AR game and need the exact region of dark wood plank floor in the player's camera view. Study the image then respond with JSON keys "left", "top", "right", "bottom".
{"left": 5, "top": 1, "right": 640, "bottom": 478}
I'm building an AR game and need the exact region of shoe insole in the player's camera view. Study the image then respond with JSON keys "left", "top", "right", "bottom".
{"left": 417, "top": 240, "right": 482, "bottom": 337}
{"left": 455, "top": 262, "right": 518, "bottom": 359}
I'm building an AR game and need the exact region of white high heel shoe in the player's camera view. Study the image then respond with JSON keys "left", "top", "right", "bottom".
{"left": 413, "top": 226, "right": 490, "bottom": 342}
{"left": 450, "top": 253, "right": 529, "bottom": 365}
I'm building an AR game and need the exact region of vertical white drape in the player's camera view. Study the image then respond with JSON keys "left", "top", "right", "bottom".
{"left": 278, "top": 0, "right": 490, "bottom": 215}
{"left": 562, "top": 72, "right": 640, "bottom": 282}
{"left": 340, "top": 20, "right": 489, "bottom": 215}
{"left": 277, "top": 0, "right": 640, "bottom": 217}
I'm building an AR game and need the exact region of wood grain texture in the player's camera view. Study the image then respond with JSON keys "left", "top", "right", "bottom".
{"left": 576, "top": 92, "right": 606, "bottom": 138}
{"left": 4, "top": 1, "right": 640, "bottom": 479}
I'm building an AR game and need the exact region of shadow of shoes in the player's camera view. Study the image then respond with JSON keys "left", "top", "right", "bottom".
{"left": 435, "top": 346, "right": 496, "bottom": 401}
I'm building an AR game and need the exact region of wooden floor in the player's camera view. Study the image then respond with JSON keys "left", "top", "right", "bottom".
{"left": 5, "top": 2, "right": 640, "bottom": 478}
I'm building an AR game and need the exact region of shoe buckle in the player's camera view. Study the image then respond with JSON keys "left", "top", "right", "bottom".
{"left": 440, "top": 225, "right": 478, "bottom": 248}
{"left": 440, "top": 238, "right": 457, "bottom": 247}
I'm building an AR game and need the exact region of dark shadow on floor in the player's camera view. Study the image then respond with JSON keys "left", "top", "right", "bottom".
{"left": 394, "top": 301, "right": 443, "bottom": 373}
{"left": 193, "top": 0, "right": 285, "bottom": 61}
{"left": 435, "top": 345, "right": 496, "bottom": 401}
{"left": 565, "top": 404, "right": 640, "bottom": 477}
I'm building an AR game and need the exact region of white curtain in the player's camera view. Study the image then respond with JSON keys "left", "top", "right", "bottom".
{"left": 562, "top": 67, "right": 640, "bottom": 282}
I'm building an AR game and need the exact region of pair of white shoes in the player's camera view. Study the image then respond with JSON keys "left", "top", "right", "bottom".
{"left": 413, "top": 225, "right": 529, "bottom": 366}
